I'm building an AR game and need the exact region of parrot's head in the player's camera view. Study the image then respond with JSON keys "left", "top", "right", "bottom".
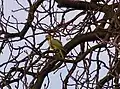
{"left": 46, "top": 35, "right": 52, "bottom": 40}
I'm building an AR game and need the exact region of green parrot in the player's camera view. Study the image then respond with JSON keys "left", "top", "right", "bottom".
{"left": 46, "top": 35, "right": 65, "bottom": 59}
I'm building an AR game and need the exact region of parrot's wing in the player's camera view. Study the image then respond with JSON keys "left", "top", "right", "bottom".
{"left": 54, "top": 39, "right": 62, "bottom": 45}
{"left": 51, "top": 39, "right": 62, "bottom": 48}
{"left": 51, "top": 39, "right": 65, "bottom": 52}
{"left": 51, "top": 39, "right": 66, "bottom": 58}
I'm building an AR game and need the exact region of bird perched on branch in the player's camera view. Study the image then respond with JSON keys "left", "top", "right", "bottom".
{"left": 46, "top": 35, "right": 65, "bottom": 59}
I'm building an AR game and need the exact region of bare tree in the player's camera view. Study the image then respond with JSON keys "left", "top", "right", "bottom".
{"left": 0, "top": 0, "right": 120, "bottom": 89}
